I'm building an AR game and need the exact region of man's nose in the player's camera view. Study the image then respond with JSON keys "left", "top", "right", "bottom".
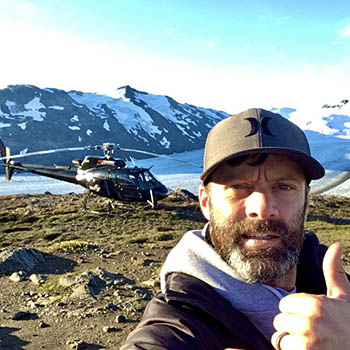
{"left": 245, "top": 190, "right": 278, "bottom": 220}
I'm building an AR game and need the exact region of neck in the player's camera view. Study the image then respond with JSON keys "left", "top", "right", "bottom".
{"left": 266, "top": 266, "right": 297, "bottom": 291}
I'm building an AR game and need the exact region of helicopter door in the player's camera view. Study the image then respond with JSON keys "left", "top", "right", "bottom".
{"left": 115, "top": 172, "right": 142, "bottom": 200}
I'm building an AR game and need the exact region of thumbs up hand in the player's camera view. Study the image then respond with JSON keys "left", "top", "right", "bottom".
{"left": 271, "top": 243, "right": 350, "bottom": 350}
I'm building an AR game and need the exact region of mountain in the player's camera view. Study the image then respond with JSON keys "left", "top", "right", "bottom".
{"left": 1, "top": 88, "right": 350, "bottom": 196}
{"left": 271, "top": 103, "right": 350, "bottom": 172}
{"left": 0, "top": 84, "right": 229, "bottom": 165}
{"left": 1, "top": 84, "right": 350, "bottom": 193}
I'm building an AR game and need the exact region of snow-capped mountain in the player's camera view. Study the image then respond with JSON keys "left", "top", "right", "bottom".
{"left": 0, "top": 84, "right": 228, "bottom": 164}
{"left": 1, "top": 88, "right": 350, "bottom": 196}
{"left": 1, "top": 84, "right": 350, "bottom": 194}
{"left": 271, "top": 104, "right": 350, "bottom": 173}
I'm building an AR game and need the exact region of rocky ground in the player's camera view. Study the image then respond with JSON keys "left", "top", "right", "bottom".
{"left": 0, "top": 190, "right": 205, "bottom": 349}
{"left": 1, "top": 190, "right": 350, "bottom": 349}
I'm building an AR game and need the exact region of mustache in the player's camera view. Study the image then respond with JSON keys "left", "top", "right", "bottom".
{"left": 222, "top": 218, "right": 291, "bottom": 238}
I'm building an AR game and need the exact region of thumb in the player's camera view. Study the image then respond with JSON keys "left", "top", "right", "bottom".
{"left": 323, "top": 242, "right": 350, "bottom": 301}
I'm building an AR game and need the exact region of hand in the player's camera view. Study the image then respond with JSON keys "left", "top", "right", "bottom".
{"left": 271, "top": 242, "right": 350, "bottom": 349}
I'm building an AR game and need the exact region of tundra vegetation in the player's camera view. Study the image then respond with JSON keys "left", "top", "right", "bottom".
{"left": 0, "top": 190, "right": 349, "bottom": 349}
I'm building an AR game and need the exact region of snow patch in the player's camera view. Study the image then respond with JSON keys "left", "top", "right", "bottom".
{"left": 137, "top": 136, "right": 150, "bottom": 145}
{"left": 68, "top": 126, "right": 80, "bottom": 131}
{"left": 6, "top": 97, "right": 47, "bottom": 121}
{"left": 5, "top": 100, "right": 17, "bottom": 113}
{"left": 103, "top": 120, "right": 110, "bottom": 131}
{"left": 0, "top": 122, "right": 11, "bottom": 128}
{"left": 69, "top": 91, "right": 162, "bottom": 136}
{"left": 17, "top": 122, "right": 26, "bottom": 130}
{"left": 72, "top": 103, "right": 83, "bottom": 108}
{"left": 159, "top": 136, "right": 171, "bottom": 149}
{"left": 49, "top": 105, "right": 64, "bottom": 110}
{"left": 25, "top": 96, "right": 45, "bottom": 111}
{"left": 114, "top": 87, "right": 131, "bottom": 102}
{"left": 43, "top": 88, "right": 55, "bottom": 93}
{"left": 71, "top": 115, "right": 79, "bottom": 122}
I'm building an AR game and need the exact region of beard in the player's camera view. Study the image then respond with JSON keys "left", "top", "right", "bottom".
{"left": 209, "top": 203, "right": 307, "bottom": 284}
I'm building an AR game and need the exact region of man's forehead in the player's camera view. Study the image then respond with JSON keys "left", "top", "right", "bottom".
{"left": 210, "top": 153, "right": 306, "bottom": 183}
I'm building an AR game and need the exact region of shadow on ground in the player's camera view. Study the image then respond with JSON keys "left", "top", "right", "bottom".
{"left": 32, "top": 253, "right": 76, "bottom": 275}
{"left": 0, "top": 327, "right": 29, "bottom": 349}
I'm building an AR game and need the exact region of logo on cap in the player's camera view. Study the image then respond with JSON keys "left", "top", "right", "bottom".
{"left": 245, "top": 117, "right": 274, "bottom": 137}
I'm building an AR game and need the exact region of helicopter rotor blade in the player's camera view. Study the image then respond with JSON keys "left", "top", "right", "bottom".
{"left": 0, "top": 145, "right": 98, "bottom": 162}
{"left": 117, "top": 147, "right": 202, "bottom": 169}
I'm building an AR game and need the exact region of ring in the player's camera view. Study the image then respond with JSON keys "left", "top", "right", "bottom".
{"left": 275, "top": 331, "right": 289, "bottom": 350}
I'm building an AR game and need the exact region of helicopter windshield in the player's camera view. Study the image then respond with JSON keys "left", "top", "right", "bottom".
{"left": 142, "top": 170, "right": 163, "bottom": 186}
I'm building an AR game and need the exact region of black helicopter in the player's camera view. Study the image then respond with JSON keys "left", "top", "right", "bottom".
{"left": 0, "top": 138, "right": 174, "bottom": 209}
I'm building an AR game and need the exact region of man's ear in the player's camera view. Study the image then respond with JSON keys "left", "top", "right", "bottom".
{"left": 304, "top": 185, "right": 311, "bottom": 221}
{"left": 199, "top": 184, "right": 210, "bottom": 221}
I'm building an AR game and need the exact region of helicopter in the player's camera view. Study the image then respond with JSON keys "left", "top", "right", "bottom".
{"left": 0, "top": 138, "right": 179, "bottom": 210}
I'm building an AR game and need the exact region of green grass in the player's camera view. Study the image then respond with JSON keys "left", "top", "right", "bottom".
{"left": 48, "top": 240, "right": 94, "bottom": 253}
{"left": 39, "top": 274, "right": 72, "bottom": 297}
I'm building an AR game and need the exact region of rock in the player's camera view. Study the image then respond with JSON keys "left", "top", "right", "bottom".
{"left": 106, "top": 303, "right": 118, "bottom": 311}
{"left": 102, "top": 326, "right": 118, "bottom": 333}
{"left": 0, "top": 248, "right": 46, "bottom": 275}
{"left": 115, "top": 314, "right": 126, "bottom": 323}
{"left": 66, "top": 339, "right": 86, "bottom": 350}
{"left": 29, "top": 273, "right": 46, "bottom": 284}
{"left": 9, "top": 270, "right": 27, "bottom": 282}
{"left": 70, "top": 285, "right": 94, "bottom": 299}
{"left": 12, "top": 311, "right": 34, "bottom": 320}
{"left": 141, "top": 279, "right": 160, "bottom": 288}
{"left": 27, "top": 300, "right": 37, "bottom": 309}
{"left": 39, "top": 321, "right": 50, "bottom": 328}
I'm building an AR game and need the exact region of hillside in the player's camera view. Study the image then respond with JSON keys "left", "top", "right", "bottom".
{"left": 0, "top": 191, "right": 350, "bottom": 349}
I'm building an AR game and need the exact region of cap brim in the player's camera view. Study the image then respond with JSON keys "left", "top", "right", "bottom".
{"left": 200, "top": 148, "right": 325, "bottom": 184}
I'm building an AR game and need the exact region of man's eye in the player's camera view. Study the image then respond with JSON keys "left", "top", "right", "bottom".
{"left": 278, "top": 184, "right": 292, "bottom": 190}
{"left": 233, "top": 184, "right": 243, "bottom": 189}
{"left": 232, "top": 184, "right": 249, "bottom": 190}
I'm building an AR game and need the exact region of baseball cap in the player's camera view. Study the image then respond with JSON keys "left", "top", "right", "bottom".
{"left": 201, "top": 108, "right": 325, "bottom": 184}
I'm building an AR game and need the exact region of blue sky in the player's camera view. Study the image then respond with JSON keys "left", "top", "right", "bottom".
{"left": 1, "top": 0, "right": 350, "bottom": 113}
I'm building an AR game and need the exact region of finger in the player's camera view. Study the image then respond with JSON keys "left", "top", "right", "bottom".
{"left": 278, "top": 293, "right": 324, "bottom": 316}
{"left": 273, "top": 312, "right": 308, "bottom": 334}
{"left": 271, "top": 331, "right": 304, "bottom": 350}
{"left": 323, "top": 242, "right": 350, "bottom": 301}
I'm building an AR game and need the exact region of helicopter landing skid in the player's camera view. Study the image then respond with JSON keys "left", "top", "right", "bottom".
{"left": 81, "top": 191, "right": 137, "bottom": 216}
{"left": 146, "top": 189, "right": 157, "bottom": 209}
{"left": 81, "top": 191, "right": 115, "bottom": 216}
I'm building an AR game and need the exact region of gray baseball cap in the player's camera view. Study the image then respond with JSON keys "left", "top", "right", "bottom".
{"left": 201, "top": 108, "right": 325, "bottom": 184}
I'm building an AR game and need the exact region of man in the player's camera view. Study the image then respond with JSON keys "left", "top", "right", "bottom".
{"left": 121, "top": 108, "right": 350, "bottom": 350}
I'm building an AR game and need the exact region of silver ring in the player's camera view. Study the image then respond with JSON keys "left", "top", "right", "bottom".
{"left": 275, "top": 331, "right": 289, "bottom": 350}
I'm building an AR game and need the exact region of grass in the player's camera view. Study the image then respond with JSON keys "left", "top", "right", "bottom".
{"left": 48, "top": 240, "right": 94, "bottom": 253}
{"left": 1, "top": 191, "right": 350, "bottom": 259}
{"left": 39, "top": 274, "right": 72, "bottom": 297}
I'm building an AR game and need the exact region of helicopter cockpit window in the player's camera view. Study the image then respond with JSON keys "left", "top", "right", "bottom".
{"left": 143, "top": 172, "right": 153, "bottom": 182}
{"left": 117, "top": 173, "right": 137, "bottom": 185}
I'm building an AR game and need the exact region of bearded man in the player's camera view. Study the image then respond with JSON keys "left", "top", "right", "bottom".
{"left": 121, "top": 108, "right": 350, "bottom": 350}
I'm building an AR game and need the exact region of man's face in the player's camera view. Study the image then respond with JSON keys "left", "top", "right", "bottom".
{"left": 199, "top": 154, "right": 309, "bottom": 285}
